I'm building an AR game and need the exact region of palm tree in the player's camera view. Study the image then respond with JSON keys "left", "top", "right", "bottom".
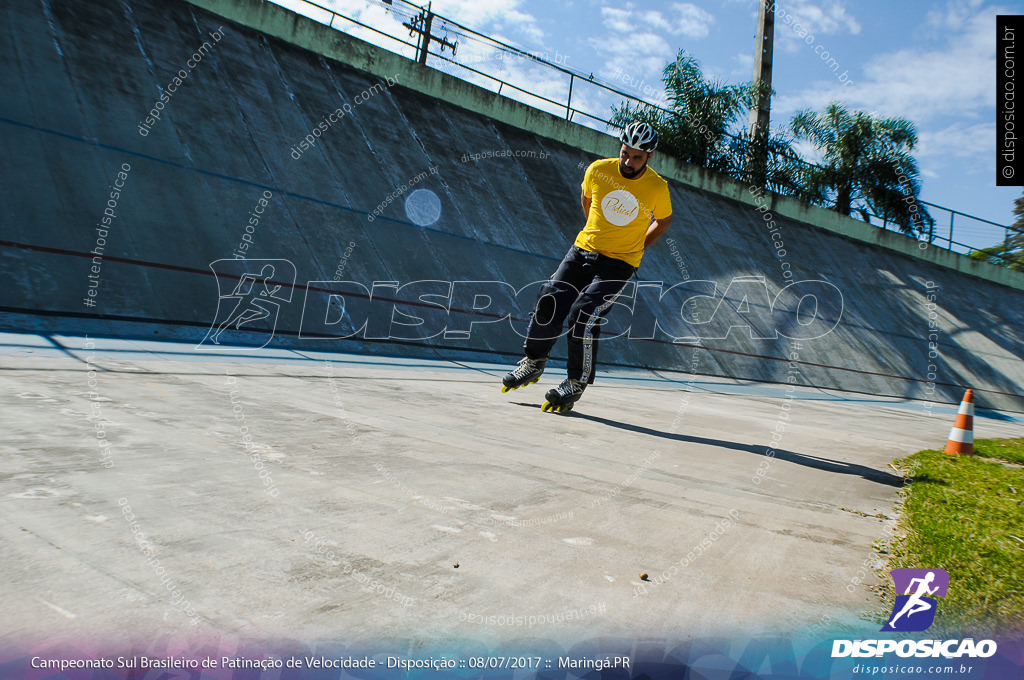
{"left": 729, "top": 125, "right": 805, "bottom": 196}
{"left": 610, "top": 50, "right": 797, "bottom": 188}
{"left": 790, "top": 102, "right": 933, "bottom": 235}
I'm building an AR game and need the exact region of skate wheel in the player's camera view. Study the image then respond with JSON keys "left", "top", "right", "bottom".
{"left": 542, "top": 401, "right": 572, "bottom": 413}
{"left": 501, "top": 385, "right": 512, "bottom": 393}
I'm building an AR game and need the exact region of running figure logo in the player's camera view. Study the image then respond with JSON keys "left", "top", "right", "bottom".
{"left": 881, "top": 568, "right": 949, "bottom": 632}
{"left": 197, "top": 259, "right": 296, "bottom": 350}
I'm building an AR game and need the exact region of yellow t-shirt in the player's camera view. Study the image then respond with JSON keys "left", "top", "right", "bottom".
{"left": 575, "top": 158, "right": 672, "bottom": 267}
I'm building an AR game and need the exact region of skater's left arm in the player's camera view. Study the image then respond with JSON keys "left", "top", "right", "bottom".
{"left": 644, "top": 214, "right": 671, "bottom": 249}
{"left": 644, "top": 179, "right": 673, "bottom": 249}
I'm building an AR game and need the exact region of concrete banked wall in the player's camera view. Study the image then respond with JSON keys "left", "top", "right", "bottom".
{"left": 2, "top": 0, "right": 1024, "bottom": 411}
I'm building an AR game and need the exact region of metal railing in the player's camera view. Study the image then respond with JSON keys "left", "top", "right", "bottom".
{"left": 272, "top": 0, "right": 1015, "bottom": 259}
{"left": 869, "top": 201, "right": 1014, "bottom": 255}
{"left": 271, "top": 0, "right": 671, "bottom": 125}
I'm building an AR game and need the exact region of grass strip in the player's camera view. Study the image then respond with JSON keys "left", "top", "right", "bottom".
{"left": 881, "top": 437, "right": 1024, "bottom": 637}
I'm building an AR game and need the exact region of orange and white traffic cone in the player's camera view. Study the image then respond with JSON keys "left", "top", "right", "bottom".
{"left": 944, "top": 389, "right": 975, "bottom": 456}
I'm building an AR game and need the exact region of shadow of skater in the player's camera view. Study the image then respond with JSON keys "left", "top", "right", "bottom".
{"left": 516, "top": 404, "right": 905, "bottom": 487}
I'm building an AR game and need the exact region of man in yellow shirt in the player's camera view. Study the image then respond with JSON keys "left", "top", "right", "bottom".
{"left": 502, "top": 122, "right": 673, "bottom": 412}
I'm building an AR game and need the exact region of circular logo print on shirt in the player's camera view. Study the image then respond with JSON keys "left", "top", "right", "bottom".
{"left": 601, "top": 190, "right": 640, "bottom": 226}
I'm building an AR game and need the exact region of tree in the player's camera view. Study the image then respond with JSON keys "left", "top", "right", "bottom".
{"left": 609, "top": 50, "right": 799, "bottom": 190}
{"left": 968, "top": 245, "right": 1024, "bottom": 272}
{"left": 969, "top": 189, "right": 1024, "bottom": 272}
{"left": 790, "top": 103, "right": 934, "bottom": 236}
{"left": 1009, "top": 189, "right": 1024, "bottom": 251}
{"left": 728, "top": 126, "right": 805, "bottom": 196}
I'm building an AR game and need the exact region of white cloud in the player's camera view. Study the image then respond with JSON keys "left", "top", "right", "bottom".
{"left": 730, "top": 50, "right": 754, "bottom": 78}
{"left": 498, "top": 9, "right": 546, "bottom": 43}
{"left": 431, "top": 0, "right": 528, "bottom": 29}
{"left": 427, "top": 0, "right": 548, "bottom": 46}
{"left": 591, "top": 30, "right": 676, "bottom": 81}
{"left": 270, "top": 0, "right": 550, "bottom": 61}
{"left": 640, "top": 9, "right": 664, "bottom": 27}
{"left": 924, "top": 0, "right": 986, "bottom": 32}
{"left": 777, "top": 7, "right": 994, "bottom": 125}
{"left": 669, "top": 3, "right": 716, "bottom": 38}
{"left": 917, "top": 122, "right": 994, "bottom": 161}
{"left": 601, "top": 6, "right": 634, "bottom": 33}
{"left": 771, "top": 0, "right": 861, "bottom": 53}
{"left": 589, "top": 2, "right": 715, "bottom": 103}
{"left": 600, "top": 3, "right": 714, "bottom": 39}
{"left": 791, "top": 139, "right": 822, "bottom": 164}
{"left": 285, "top": 0, "right": 417, "bottom": 59}
{"left": 772, "top": 0, "right": 1005, "bottom": 208}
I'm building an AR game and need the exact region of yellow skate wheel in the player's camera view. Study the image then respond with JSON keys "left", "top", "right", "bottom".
{"left": 542, "top": 400, "right": 553, "bottom": 412}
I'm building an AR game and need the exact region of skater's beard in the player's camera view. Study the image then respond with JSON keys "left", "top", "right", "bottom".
{"left": 619, "top": 161, "right": 647, "bottom": 179}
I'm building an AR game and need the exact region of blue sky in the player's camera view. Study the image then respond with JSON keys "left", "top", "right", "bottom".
{"left": 274, "top": 0, "right": 1022, "bottom": 251}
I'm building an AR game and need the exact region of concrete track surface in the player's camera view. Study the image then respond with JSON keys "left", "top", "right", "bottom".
{"left": 2, "top": 332, "right": 1021, "bottom": 649}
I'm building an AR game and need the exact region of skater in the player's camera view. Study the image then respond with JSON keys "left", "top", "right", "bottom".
{"left": 502, "top": 121, "right": 673, "bottom": 412}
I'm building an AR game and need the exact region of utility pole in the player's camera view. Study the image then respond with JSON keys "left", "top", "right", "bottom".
{"left": 747, "top": 0, "right": 774, "bottom": 187}
{"left": 404, "top": 2, "right": 457, "bottom": 66}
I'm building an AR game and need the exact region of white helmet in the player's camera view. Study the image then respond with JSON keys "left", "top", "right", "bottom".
{"left": 620, "top": 121, "right": 658, "bottom": 151}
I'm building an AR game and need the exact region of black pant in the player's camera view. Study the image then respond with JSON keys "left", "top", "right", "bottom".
{"left": 524, "top": 245, "right": 636, "bottom": 384}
